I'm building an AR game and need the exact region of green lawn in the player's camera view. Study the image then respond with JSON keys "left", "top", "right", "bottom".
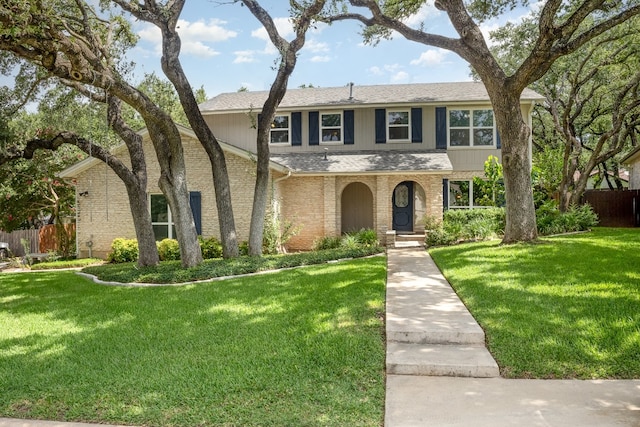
{"left": 0, "top": 257, "right": 386, "bottom": 426}
{"left": 430, "top": 227, "right": 640, "bottom": 379}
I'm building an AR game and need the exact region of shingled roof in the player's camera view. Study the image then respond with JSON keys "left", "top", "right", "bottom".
{"left": 199, "top": 82, "right": 544, "bottom": 113}
{"left": 269, "top": 150, "right": 452, "bottom": 175}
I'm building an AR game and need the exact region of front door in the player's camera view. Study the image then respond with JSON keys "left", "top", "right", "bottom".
{"left": 393, "top": 181, "right": 413, "bottom": 232}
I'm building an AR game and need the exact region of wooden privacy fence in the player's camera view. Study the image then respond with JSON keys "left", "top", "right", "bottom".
{"left": 582, "top": 189, "right": 640, "bottom": 227}
{"left": 0, "top": 224, "right": 76, "bottom": 257}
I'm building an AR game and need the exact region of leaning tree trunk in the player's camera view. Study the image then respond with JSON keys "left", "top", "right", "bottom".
{"left": 125, "top": 180, "right": 160, "bottom": 267}
{"left": 491, "top": 92, "right": 539, "bottom": 243}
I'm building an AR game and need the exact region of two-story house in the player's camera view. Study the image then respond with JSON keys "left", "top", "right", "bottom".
{"left": 60, "top": 82, "right": 543, "bottom": 258}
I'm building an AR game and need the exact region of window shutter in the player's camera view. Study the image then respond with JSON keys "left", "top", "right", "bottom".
{"left": 436, "top": 107, "right": 447, "bottom": 149}
{"left": 189, "top": 191, "right": 202, "bottom": 235}
{"left": 309, "top": 111, "right": 319, "bottom": 146}
{"left": 496, "top": 130, "right": 501, "bottom": 149}
{"left": 442, "top": 179, "right": 449, "bottom": 211}
{"left": 411, "top": 107, "right": 423, "bottom": 143}
{"left": 292, "top": 112, "right": 302, "bottom": 146}
{"left": 375, "top": 108, "right": 386, "bottom": 144}
{"left": 344, "top": 110, "right": 355, "bottom": 145}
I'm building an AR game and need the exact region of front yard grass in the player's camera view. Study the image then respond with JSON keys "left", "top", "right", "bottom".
{"left": 0, "top": 256, "right": 386, "bottom": 426}
{"left": 430, "top": 227, "right": 640, "bottom": 379}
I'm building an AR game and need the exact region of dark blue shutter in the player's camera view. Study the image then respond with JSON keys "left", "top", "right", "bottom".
{"left": 189, "top": 191, "right": 202, "bottom": 235}
{"left": 291, "top": 112, "right": 302, "bottom": 146}
{"left": 496, "top": 130, "right": 501, "bottom": 149}
{"left": 442, "top": 179, "right": 449, "bottom": 211}
{"left": 435, "top": 107, "right": 447, "bottom": 150}
{"left": 344, "top": 110, "right": 354, "bottom": 145}
{"left": 411, "top": 107, "right": 423, "bottom": 143}
{"left": 309, "top": 111, "right": 319, "bottom": 146}
{"left": 375, "top": 108, "right": 386, "bottom": 144}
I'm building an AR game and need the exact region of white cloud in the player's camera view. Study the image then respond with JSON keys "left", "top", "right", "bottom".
{"left": 310, "top": 55, "right": 331, "bottom": 63}
{"left": 391, "top": 71, "right": 410, "bottom": 83}
{"left": 305, "top": 39, "right": 330, "bottom": 53}
{"left": 251, "top": 17, "right": 294, "bottom": 42}
{"left": 137, "top": 19, "right": 237, "bottom": 58}
{"left": 368, "top": 66, "right": 384, "bottom": 76}
{"left": 233, "top": 50, "right": 257, "bottom": 64}
{"left": 402, "top": 1, "right": 440, "bottom": 27}
{"left": 410, "top": 49, "right": 449, "bottom": 66}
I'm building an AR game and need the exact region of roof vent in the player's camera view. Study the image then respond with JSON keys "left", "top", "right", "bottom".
{"left": 348, "top": 82, "right": 354, "bottom": 100}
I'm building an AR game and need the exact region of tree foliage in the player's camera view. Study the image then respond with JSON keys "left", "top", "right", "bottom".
{"left": 490, "top": 14, "right": 640, "bottom": 209}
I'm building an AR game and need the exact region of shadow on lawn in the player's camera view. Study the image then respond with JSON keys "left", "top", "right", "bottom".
{"left": 0, "top": 258, "right": 386, "bottom": 426}
{"left": 430, "top": 228, "right": 640, "bottom": 379}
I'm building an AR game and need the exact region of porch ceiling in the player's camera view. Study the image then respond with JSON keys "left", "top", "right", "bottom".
{"left": 270, "top": 150, "right": 453, "bottom": 175}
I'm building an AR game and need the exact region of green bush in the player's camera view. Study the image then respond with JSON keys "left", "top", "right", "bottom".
{"left": 239, "top": 241, "right": 249, "bottom": 256}
{"left": 340, "top": 234, "right": 361, "bottom": 250}
{"left": 107, "top": 238, "right": 139, "bottom": 263}
{"left": 199, "top": 236, "right": 223, "bottom": 259}
{"left": 313, "top": 236, "right": 342, "bottom": 251}
{"left": 350, "top": 228, "right": 379, "bottom": 247}
{"left": 536, "top": 202, "right": 598, "bottom": 235}
{"left": 157, "top": 238, "right": 181, "bottom": 261}
{"left": 424, "top": 208, "right": 505, "bottom": 247}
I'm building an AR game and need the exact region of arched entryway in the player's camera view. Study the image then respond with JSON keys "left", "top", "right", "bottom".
{"left": 341, "top": 182, "right": 374, "bottom": 233}
{"left": 392, "top": 181, "right": 427, "bottom": 232}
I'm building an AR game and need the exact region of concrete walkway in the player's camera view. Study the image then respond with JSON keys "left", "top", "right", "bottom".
{"left": 385, "top": 247, "right": 640, "bottom": 427}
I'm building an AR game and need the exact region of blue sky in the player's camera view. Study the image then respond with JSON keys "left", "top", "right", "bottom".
{"left": 0, "top": 1, "right": 539, "bottom": 100}
{"left": 127, "top": 1, "right": 540, "bottom": 98}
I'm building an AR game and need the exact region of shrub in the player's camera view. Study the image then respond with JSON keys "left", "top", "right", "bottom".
{"left": 199, "top": 236, "right": 223, "bottom": 259}
{"left": 350, "top": 228, "right": 379, "bottom": 247}
{"left": 423, "top": 208, "right": 505, "bottom": 247}
{"left": 239, "top": 241, "right": 249, "bottom": 256}
{"left": 536, "top": 202, "right": 598, "bottom": 235}
{"left": 107, "top": 238, "right": 139, "bottom": 263}
{"left": 313, "top": 236, "right": 342, "bottom": 251}
{"left": 340, "top": 234, "right": 361, "bottom": 250}
{"left": 262, "top": 209, "right": 300, "bottom": 255}
{"left": 157, "top": 239, "right": 181, "bottom": 261}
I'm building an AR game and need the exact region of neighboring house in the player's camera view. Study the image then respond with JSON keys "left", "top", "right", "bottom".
{"left": 621, "top": 146, "right": 640, "bottom": 189}
{"left": 60, "top": 82, "right": 543, "bottom": 258}
{"left": 574, "top": 169, "right": 630, "bottom": 190}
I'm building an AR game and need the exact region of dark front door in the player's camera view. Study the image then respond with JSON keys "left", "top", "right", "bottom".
{"left": 393, "top": 181, "right": 413, "bottom": 232}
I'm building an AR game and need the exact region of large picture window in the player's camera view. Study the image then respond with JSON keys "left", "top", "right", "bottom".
{"left": 449, "top": 109, "right": 495, "bottom": 147}
{"left": 321, "top": 112, "right": 342, "bottom": 143}
{"left": 270, "top": 114, "right": 290, "bottom": 144}
{"left": 150, "top": 194, "right": 176, "bottom": 240}
{"left": 387, "top": 110, "right": 410, "bottom": 142}
{"left": 448, "top": 180, "right": 503, "bottom": 208}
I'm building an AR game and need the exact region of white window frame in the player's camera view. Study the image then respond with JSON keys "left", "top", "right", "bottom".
{"left": 448, "top": 179, "right": 499, "bottom": 209}
{"left": 320, "top": 111, "right": 343, "bottom": 145}
{"left": 269, "top": 114, "right": 291, "bottom": 145}
{"left": 150, "top": 194, "right": 175, "bottom": 240}
{"left": 448, "top": 109, "right": 496, "bottom": 148}
{"left": 387, "top": 109, "right": 411, "bottom": 143}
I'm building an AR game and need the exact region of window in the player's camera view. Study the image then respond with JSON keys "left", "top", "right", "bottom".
{"left": 387, "top": 110, "right": 410, "bottom": 141}
{"left": 150, "top": 194, "right": 176, "bottom": 240}
{"left": 320, "top": 112, "right": 342, "bottom": 143}
{"left": 270, "top": 114, "right": 290, "bottom": 144}
{"left": 449, "top": 109, "right": 495, "bottom": 147}
{"left": 448, "top": 180, "right": 501, "bottom": 208}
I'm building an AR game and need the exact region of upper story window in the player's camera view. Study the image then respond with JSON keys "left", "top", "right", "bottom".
{"left": 387, "top": 110, "right": 410, "bottom": 142}
{"left": 449, "top": 109, "right": 495, "bottom": 147}
{"left": 150, "top": 194, "right": 176, "bottom": 240}
{"left": 270, "top": 114, "right": 290, "bottom": 144}
{"left": 321, "top": 112, "right": 342, "bottom": 143}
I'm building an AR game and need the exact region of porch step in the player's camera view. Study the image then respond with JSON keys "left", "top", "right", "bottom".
{"left": 393, "top": 234, "right": 425, "bottom": 248}
{"left": 387, "top": 342, "right": 500, "bottom": 378}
